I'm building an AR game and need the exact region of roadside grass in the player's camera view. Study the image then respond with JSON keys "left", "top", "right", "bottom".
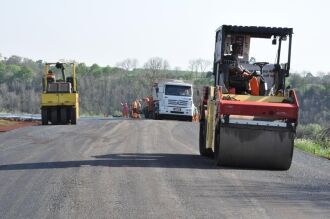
{"left": 295, "top": 139, "right": 330, "bottom": 159}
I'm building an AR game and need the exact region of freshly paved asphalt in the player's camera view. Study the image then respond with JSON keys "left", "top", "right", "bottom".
{"left": 0, "top": 119, "right": 329, "bottom": 218}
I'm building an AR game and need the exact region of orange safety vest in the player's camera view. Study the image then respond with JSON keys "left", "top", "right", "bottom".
{"left": 249, "top": 76, "right": 259, "bottom": 96}
{"left": 132, "top": 101, "right": 138, "bottom": 109}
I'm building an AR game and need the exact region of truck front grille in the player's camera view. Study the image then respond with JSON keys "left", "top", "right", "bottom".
{"left": 168, "top": 99, "right": 189, "bottom": 106}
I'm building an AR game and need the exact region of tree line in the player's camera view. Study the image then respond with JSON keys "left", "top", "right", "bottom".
{"left": 0, "top": 55, "right": 212, "bottom": 116}
{"left": 0, "top": 54, "right": 329, "bottom": 130}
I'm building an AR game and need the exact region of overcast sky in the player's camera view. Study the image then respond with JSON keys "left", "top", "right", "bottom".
{"left": 1, "top": 0, "right": 329, "bottom": 73}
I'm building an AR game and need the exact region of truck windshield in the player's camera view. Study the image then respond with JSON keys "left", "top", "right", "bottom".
{"left": 165, "top": 85, "right": 192, "bottom": 96}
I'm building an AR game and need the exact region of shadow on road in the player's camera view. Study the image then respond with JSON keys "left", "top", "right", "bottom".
{"left": 0, "top": 153, "right": 218, "bottom": 171}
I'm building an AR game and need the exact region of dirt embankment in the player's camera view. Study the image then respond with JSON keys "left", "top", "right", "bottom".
{"left": 0, "top": 119, "right": 39, "bottom": 132}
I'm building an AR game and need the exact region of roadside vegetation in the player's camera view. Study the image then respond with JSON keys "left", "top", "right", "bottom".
{"left": 295, "top": 139, "right": 330, "bottom": 159}
{"left": 287, "top": 73, "right": 330, "bottom": 158}
{"left": 0, "top": 54, "right": 329, "bottom": 159}
{"left": 295, "top": 124, "right": 330, "bottom": 159}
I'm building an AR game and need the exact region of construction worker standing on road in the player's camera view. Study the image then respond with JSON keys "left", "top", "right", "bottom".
{"left": 137, "top": 100, "right": 141, "bottom": 118}
{"left": 131, "top": 100, "right": 138, "bottom": 119}
{"left": 147, "top": 96, "right": 153, "bottom": 113}
{"left": 192, "top": 104, "right": 199, "bottom": 122}
{"left": 124, "top": 103, "right": 129, "bottom": 118}
{"left": 143, "top": 96, "right": 153, "bottom": 118}
{"left": 121, "top": 102, "right": 129, "bottom": 118}
{"left": 121, "top": 103, "right": 125, "bottom": 117}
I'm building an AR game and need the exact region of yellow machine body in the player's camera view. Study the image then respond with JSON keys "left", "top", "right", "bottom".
{"left": 41, "top": 93, "right": 79, "bottom": 117}
{"left": 40, "top": 62, "right": 79, "bottom": 125}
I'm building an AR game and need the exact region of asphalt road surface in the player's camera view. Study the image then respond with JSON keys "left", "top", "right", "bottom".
{"left": 0, "top": 119, "right": 329, "bottom": 219}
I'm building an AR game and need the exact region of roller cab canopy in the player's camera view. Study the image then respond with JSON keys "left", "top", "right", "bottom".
{"left": 213, "top": 25, "right": 293, "bottom": 95}
{"left": 214, "top": 25, "right": 293, "bottom": 76}
{"left": 216, "top": 25, "right": 293, "bottom": 38}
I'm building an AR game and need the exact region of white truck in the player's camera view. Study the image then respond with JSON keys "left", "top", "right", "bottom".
{"left": 152, "top": 80, "right": 193, "bottom": 121}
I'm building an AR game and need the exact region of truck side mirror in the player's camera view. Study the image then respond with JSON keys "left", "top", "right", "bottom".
{"left": 272, "top": 38, "right": 277, "bottom": 45}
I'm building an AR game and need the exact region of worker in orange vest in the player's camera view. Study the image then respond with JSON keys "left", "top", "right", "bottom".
{"left": 147, "top": 96, "right": 153, "bottom": 113}
{"left": 131, "top": 100, "right": 141, "bottom": 119}
{"left": 192, "top": 105, "right": 199, "bottom": 122}
{"left": 142, "top": 96, "right": 154, "bottom": 118}
{"left": 124, "top": 103, "right": 129, "bottom": 118}
{"left": 121, "top": 102, "right": 129, "bottom": 118}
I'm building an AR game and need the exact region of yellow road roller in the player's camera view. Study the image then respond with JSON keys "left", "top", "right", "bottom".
{"left": 41, "top": 62, "right": 79, "bottom": 125}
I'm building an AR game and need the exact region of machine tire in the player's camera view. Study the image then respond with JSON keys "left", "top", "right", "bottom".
{"left": 60, "top": 107, "right": 68, "bottom": 124}
{"left": 214, "top": 121, "right": 221, "bottom": 166}
{"left": 50, "top": 108, "right": 58, "bottom": 125}
{"left": 199, "top": 119, "right": 207, "bottom": 156}
{"left": 199, "top": 118, "right": 213, "bottom": 157}
{"left": 274, "top": 139, "right": 293, "bottom": 170}
{"left": 71, "top": 108, "right": 77, "bottom": 125}
{"left": 41, "top": 108, "right": 48, "bottom": 125}
{"left": 213, "top": 121, "right": 294, "bottom": 170}
{"left": 276, "top": 161, "right": 292, "bottom": 171}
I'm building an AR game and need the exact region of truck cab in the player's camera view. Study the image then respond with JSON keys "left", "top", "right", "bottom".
{"left": 153, "top": 80, "right": 193, "bottom": 121}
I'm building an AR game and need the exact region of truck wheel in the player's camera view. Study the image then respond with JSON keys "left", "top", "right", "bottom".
{"left": 41, "top": 108, "right": 48, "bottom": 125}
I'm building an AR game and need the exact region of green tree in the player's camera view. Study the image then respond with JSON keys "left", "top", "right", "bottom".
{"left": 76, "top": 63, "right": 89, "bottom": 76}
{"left": 90, "top": 63, "right": 102, "bottom": 74}
{"left": 14, "top": 66, "right": 33, "bottom": 82}
{"left": 6, "top": 55, "right": 22, "bottom": 65}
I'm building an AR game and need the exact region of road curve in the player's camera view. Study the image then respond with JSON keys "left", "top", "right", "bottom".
{"left": 0, "top": 119, "right": 329, "bottom": 218}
